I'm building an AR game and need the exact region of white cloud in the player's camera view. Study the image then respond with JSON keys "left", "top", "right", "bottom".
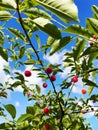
{"left": 44, "top": 50, "right": 66, "bottom": 65}
{"left": 0, "top": 56, "right": 9, "bottom": 84}
{"left": 15, "top": 101, "right": 20, "bottom": 107}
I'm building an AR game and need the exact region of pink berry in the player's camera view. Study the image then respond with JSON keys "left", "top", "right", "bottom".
{"left": 24, "top": 70, "right": 32, "bottom": 77}
{"left": 92, "top": 35, "right": 97, "bottom": 39}
{"left": 27, "top": 92, "right": 31, "bottom": 97}
{"left": 71, "top": 76, "right": 78, "bottom": 83}
{"left": 43, "top": 83, "right": 48, "bottom": 88}
{"left": 81, "top": 110, "right": 86, "bottom": 114}
{"left": 44, "top": 124, "right": 50, "bottom": 130}
{"left": 43, "top": 107, "right": 50, "bottom": 114}
{"left": 50, "top": 75, "right": 56, "bottom": 81}
{"left": 46, "top": 67, "right": 53, "bottom": 74}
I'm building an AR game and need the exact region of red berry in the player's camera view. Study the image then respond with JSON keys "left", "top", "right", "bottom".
{"left": 24, "top": 70, "right": 32, "bottom": 77}
{"left": 92, "top": 35, "right": 97, "bottom": 39}
{"left": 81, "top": 89, "right": 87, "bottom": 94}
{"left": 43, "top": 107, "right": 50, "bottom": 114}
{"left": 44, "top": 124, "right": 50, "bottom": 130}
{"left": 46, "top": 67, "right": 53, "bottom": 74}
{"left": 43, "top": 83, "right": 48, "bottom": 88}
{"left": 71, "top": 76, "right": 78, "bottom": 83}
{"left": 27, "top": 92, "right": 31, "bottom": 97}
{"left": 89, "top": 42, "right": 93, "bottom": 46}
{"left": 50, "top": 75, "right": 56, "bottom": 81}
{"left": 81, "top": 110, "right": 86, "bottom": 114}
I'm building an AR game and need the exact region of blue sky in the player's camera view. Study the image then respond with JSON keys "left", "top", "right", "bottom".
{"left": 0, "top": 0, "right": 98, "bottom": 129}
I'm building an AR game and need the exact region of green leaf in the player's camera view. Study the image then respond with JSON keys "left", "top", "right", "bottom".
{"left": 8, "top": 28, "right": 26, "bottom": 41}
{"left": 36, "top": 0, "right": 79, "bottom": 23}
{"left": 73, "top": 38, "right": 86, "bottom": 61}
{"left": 0, "top": 123, "right": 12, "bottom": 129}
{"left": 46, "top": 36, "right": 55, "bottom": 46}
{"left": 86, "top": 18, "right": 98, "bottom": 36}
{"left": 26, "top": 106, "right": 35, "bottom": 115}
{"left": 18, "top": 46, "right": 25, "bottom": 59}
{"left": 32, "top": 17, "right": 61, "bottom": 39}
{"left": 64, "top": 24, "right": 92, "bottom": 39}
{"left": 20, "top": 18, "right": 38, "bottom": 32}
{"left": 0, "top": 31, "right": 4, "bottom": 45}
{"left": 14, "top": 72, "right": 25, "bottom": 82}
{"left": 92, "top": 5, "right": 98, "bottom": 16}
{"left": 83, "top": 79, "right": 97, "bottom": 87}
{"left": 17, "top": 114, "right": 33, "bottom": 123}
{"left": 20, "top": 0, "right": 38, "bottom": 10}
{"left": 82, "top": 46, "right": 98, "bottom": 56}
{"left": 24, "top": 7, "right": 51, "bottom": 20}
{"left": 0, "top": 47, "right": 8, "bottom": 61}
{"left": 24, "top": 60, "right": 37, "bottom": 65}
{"left": 35, "top": 34, "right": 41, "bottom": 48}
{"left": 0, "top": 0, "right": 17, "bottom": 10}
{"left": 88, "top": 52, "right": 98, "bottom": 66}
{"left": 36, "top": 85, "right": 41, "bottom": 94}
{"left": 0, "top": 11, "right": 13, "bottom": 21}
{"left": 50, "top": 36, "right": 73, "bottom": 55}
{"left": 88, "top": 86, "right": 94, "bottom": 96}
{"left": 3, "top": 104, "right": 16, "bottom": 119}
{"left": 11, "top": 81, "right": 22, "bottom": 88}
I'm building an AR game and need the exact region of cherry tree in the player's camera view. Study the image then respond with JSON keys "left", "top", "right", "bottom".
{"left": 0, "top": 0, "right": 98, "bottom": 130}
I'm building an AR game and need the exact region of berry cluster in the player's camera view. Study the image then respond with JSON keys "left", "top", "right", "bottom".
{"left": 42, "top": 67, "right": 56, "bottom": 89}
{"left": 88, "top": 35, "right": 97, "bottom": 46}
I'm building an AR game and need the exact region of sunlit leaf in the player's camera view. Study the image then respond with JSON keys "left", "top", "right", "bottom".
{"left": 18, "top": 46, "right": 25, "bottom": 59}
{"left": 64, "top": 24, "right": 92, "bottom": 39}
{"left": 73, "top": 38, "right": 86, "bottom": 61}
{"left": 50, "top": 36, "right": 73, "bottom": 55}
{"left": 92, "top": 5, "right": 98, "bottom": 16}
{"left": 32, "top": 17, "right": 61, "bottom": 39}
{"left": 36, "top": 85, "right": 41, "bottom": 94}
{"left": 3, "top": 104, "right": 16, "bottom": 119}
{"left": 24, "top": 60, "right": 37, "bottom": 65}
{"left": 0, "top": 11, "right": 13, "bottom": 21}
{"left": 88, "top": 86, "right": 94, "bottom": 96}
{"left": 86, "top": 18, "right": 98, "bottom": 36}
{"left": 24, "top": 7, "right": 51, "bottom": 20}
{"left": 17, "top": 114, "right": 33, "bottom": 123}
{"left": 82, "top": 46, "right": 98, "bottom": 56}
{"left": 36, "top": 0, "right": 79, "bottom": 23}
{"left": 8, "top": 28, "right": 26, "bottom": 41}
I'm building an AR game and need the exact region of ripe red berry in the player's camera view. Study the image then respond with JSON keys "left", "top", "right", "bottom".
{"left": 71, "top": 76, "right": 78, "bottom": 83}
{"left": 43, "top": 83, "right": 48, "bottom": 88}
{"left": 27, "top": 92, "right": 31, "bottom": 97}
{"left": 43, "top": 107, "right": 50, "bottom": 114}
{"left": 81, "top": 110, "right": 86, "bottom": 114}
{"left": 89, "top": 41, "right": 93, "bottom": 46}
{"left": 46, "top": 67, "right": 53, "bottom": 74}
{"left": 44, "top": 124, "right": 50, "bottom": 130}
{"left": 24, "top": 70, "right": 32, "bottom": 77}
{"left": 92, "top": 35, "right": 97, "bottom": 39}
{"left": 81, "top": 89, "right": 87, "bottom": 94}
{"left": 50, "top": 75, "right": 56, "bottom": 81}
